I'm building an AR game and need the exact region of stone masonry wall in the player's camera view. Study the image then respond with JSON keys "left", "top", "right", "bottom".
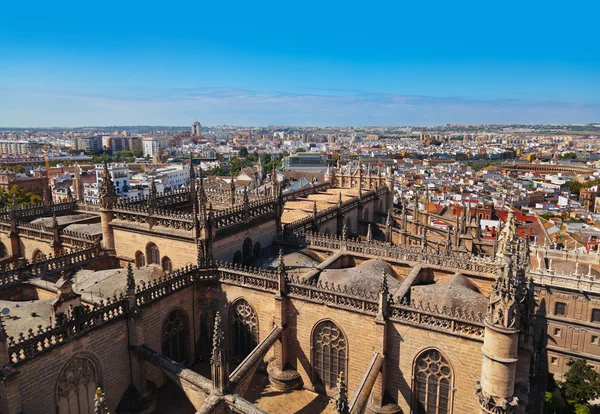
{"left": 2, "top": 319, "right": 130, "bottom": 414}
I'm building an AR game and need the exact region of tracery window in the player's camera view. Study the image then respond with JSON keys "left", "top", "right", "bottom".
{"left": 231, "top": 299, "right": 258, "bottom": 361}
{"left": 32, "top": 249, "right": 44, "bottom": 262}
{"left": 146, "top": 243, "right": 160, "bottom": 265}
{"left": 414, "top": 349, "right": 453, "bottom": 414}
{"left": 312, "top": 320, "right": 347, "bottom": 389}
{"left": 162, "top": 309, "right": 189, "bottom": 364}
{"left": 56, "top": 356, "right": 98, "bottom": 414}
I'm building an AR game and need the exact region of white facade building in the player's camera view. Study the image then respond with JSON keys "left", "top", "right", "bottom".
{"left": 143, "top": 137, "right": 161, "bottom": 158}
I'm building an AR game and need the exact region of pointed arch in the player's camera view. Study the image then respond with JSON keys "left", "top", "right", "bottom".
{"left": 135, "top": 250, "right": 145, "bottom": 268}
{"left": 32, "top": 248, "right": 44, "bottom": 262}
{"left": 56, "top": 354, "right": 101, "bottom": 414}
{"left": 311, "top": 319, "right": 347, "bottom": 390}
{"left": 162, "top": 308, "right": 190, "bottom": 364}
{"left": 161, "top": 256, "right": 173, "bottom": 273}
{"left": 146, "top": 242, "right": 160, "bottom": 265}
{"left": 253, "top": 242, "right": 261, "bottom": 258}
{"left": 412, "top": 348, "right": 454, "bottom": 414}
{"left": 230, "top": 298, "right": 259, "bottom": 362}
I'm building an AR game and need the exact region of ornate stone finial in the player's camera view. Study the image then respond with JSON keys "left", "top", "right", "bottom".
{"left": 366, "top": 224, "right": 372, "bottom": 241}
{"left": 377, "top": 271, "right": 389, "bottom": 321}
{"left": 243, "top": 185, "right": 249, "bottom": 207}
{"left": 94, "top": 387, "right": 110, "bottom": 414}
{"left": 332, "top": 372, "right": 349, "bottom": 414}
{"left": 313, "top": 200, "right": 318, "bottom": 217}
{"left": 342, "top": 223, "right": 348, "bottom": 241}
{"left": 188, "top": 154, "right": 195, "bottom": 187}
{"left": 66, "top": 186, "right": 73, "bottom": 202}
{"left": 386, "top": 209, "right": 392, "bottom": 228}
{"left": 276, "top": 248, "right": 287, "bottom": 298}
{"left": 211, "top": 312, "right": 228, "bottom": 393}
{"left": 338, "top": 192, "right": 343, "bottom": 209}
{"left": 99, "top": 162, "right": 117, "bottom": 209}
{"left": 126, "top": 262, "right": 135, "bottom": 291}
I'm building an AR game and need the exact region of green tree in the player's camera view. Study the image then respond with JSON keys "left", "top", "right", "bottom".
{"left": 239, "top": 147, "right": 249, "bottom": 158}
{"left": 562, "top": 359, "right": 600, "bottom": 404}
{"left": 562, "top": 152, "right": 577, "bottom": 160}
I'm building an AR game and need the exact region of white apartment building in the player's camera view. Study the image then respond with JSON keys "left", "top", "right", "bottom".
{"left": 143, "top": 137, "right": 161, "bottom": 158}
{"left": 151, "top": 165, "right": 190, "bottom": 189}
{"left": 96, "top": 163, "right": 130, "bottom": 194}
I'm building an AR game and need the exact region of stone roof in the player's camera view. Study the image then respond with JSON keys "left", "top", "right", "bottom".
{"left": 31, "top": 214, "right": 94, "bottom": 226}
{"left": 319, "top": 259, "right": 403, "bottom": 295}
{"left": 410, "top": 273, "right": 487, "bottom": 314}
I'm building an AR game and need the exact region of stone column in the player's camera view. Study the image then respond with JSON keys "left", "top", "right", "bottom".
{"left": 268, "top": 251, "right": 301, "bottom": 390}
{"left": 100, "top": 209, "right": 115, "bottom": 252}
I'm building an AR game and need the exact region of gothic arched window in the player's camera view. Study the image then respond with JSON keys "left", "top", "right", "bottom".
{"left": 146, "top": 243, "right": 160, "bottom": 265}
{"left": 162, "top": 309, "right": 189, "bottom": 364}
{"left": 161, "top": 256, "right": 172, "bottom": 273}
{"left": 135, "top": 251, "right": 145, "bottom": 268}
{"left": 413, "top": 349, "right": 453, "bottom": 414}
{"left": 312, "top": 320, "right": 347, "bottom": 389}
{"left": 56, "top": 355, "right": 98, "bottom": 414}
{"left": 231, "top": 299, "right": 258, "bottom": 362}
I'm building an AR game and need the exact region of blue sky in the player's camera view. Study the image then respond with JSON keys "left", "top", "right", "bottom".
{"left": 1, "top": 0, "right": 598, "bottom": 127}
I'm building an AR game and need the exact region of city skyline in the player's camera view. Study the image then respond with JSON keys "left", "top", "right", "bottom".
{"left": 2, "top": 0, "right": 599, "bottom": 127}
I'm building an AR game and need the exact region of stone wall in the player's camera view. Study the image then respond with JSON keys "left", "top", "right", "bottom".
{"left": 0, "top": 319, "right": 130, "bottom": 414}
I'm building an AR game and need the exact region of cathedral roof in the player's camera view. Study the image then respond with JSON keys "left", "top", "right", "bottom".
{"left": 318, "top": 259, "right": 403, "bottom": 295}
{"left": 410, "top": 273, "right": 487, "bottom": 314}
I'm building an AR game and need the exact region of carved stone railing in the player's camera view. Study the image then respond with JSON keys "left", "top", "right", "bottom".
{"left": 0, "top": 200, "right": 78, "bottom": 221}
{"left": 112, "top": 205, "right": 194, "bottom": 231}
{"left": 213, "top": 197, "right": 278, "bottom": 230}
{"left": 531, "top": 246, "right": 600, "bottom": 266}
{"left": 287, "top": 274, "right": 379, "bottom": 315}
{"left": 8, "top": 295, "right": 127, "bottom": 365}
{"left": 13, "top": 221, "right": 101, "bottom": 248}
{"left": 389, "top": 298, "right": 485, "bottom": 340}
{"left": 529, "top": 269, "right": 600, "bottom": 293}
{"left": 0, "top": 247, "right": 102, "bottom": 287}
{"left": 293, "top": 232, "right": 502, "bottom": 275}
{"left": 135, "top": 265, "right": 215, "bottom": 306}
{"left": 76, "top": 201, "right": 101, "bottom": 212}
{"left": 281, "top": 181, "right": 331, "bottom": 202}
{"left": 217, "top": 262, "right": 279, "bottom": 292}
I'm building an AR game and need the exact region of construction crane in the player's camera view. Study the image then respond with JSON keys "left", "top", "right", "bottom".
{"left": 43, "top": 144, "right": 50, "bottom": 172}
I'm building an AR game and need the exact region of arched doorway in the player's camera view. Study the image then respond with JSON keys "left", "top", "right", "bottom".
{"left": 135, "top": 251, "right": 145, "bottom": 268}
{"left": 0, "top": 242, "right": 6, "bottom": 258}
{"left": 146, "top": 243, "right": 160, "bottom": 265}
{"left": 312, "top": 319, "right": 347, "bottom": 390}
{"left": 230, "top": 298, "right": 259, "bottom": 362}
{"left": 56, "top": 355, "right": 99, "bottom": 414}
{"left": 161, "top": 256, "right": 173, "bottom": 273}
{"left": 162, "top": 309, "right": 190, "bottom": 364}
{"left": 242, "top": 237, "right": 253, "bottom": 261}
{"left": 413, "top": 348, "right": 453, "bottom": 414}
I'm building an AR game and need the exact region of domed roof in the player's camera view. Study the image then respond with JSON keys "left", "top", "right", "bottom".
{"left": 319, "top": 259, "right": 402, "bottom": 294}
{"left": 410, "top": 273, "right": 487, "bottom": 314}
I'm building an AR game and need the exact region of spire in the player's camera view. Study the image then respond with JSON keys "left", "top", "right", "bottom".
{"left": 338, "top": 192, "right": 343, "bottom": 209}
{"left": 332, "top": 372, "right": 349, "bottom": 414}
{"left": 66, "top": 186, "right": 73, "bottom": 202}
{"left": 271, "top": 162, "right": 279, "bottom": 196}
{"left": 211, "top": 312, "right": 228, "bottom": 393}
{"left": 366, "top": 223, "right": 372, "bottom": 241}
{"left": 188, "top": 154, "right": 196, "bottom": 190}
{"left": 376, "top": 271, "right": 389, "bottom": 321}
{"left": 94, "top": 387, "right": 110, "bottom": 414}
{"left": 126, "top": 262, "right": 135, "bottom": 291}
{"left": 342, "top": 223, "right": 348, "bottom": 241}
{"left": 386, "top": 208, "right": 392, "bottom": 228}
{"left": 148, "top": 177, "right": 157, "bottom": 209}
{"left": 276, "top": 248, "right": 287, "bottom": 298}
{"left": 99, "top": 162, "right": 117, "bottom": 209}
{"left": 313, "top": 200, "right": 317, "bottom": 216}
{"left": 230, "top": 175, "right": 236, "bottom": 207}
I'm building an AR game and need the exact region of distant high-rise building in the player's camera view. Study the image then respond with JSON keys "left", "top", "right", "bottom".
{"left": 143, "top": 137, "right": 161, "bottom": 158}
{"left": 192, "top": 121, "right": 202, "bottom": 137}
